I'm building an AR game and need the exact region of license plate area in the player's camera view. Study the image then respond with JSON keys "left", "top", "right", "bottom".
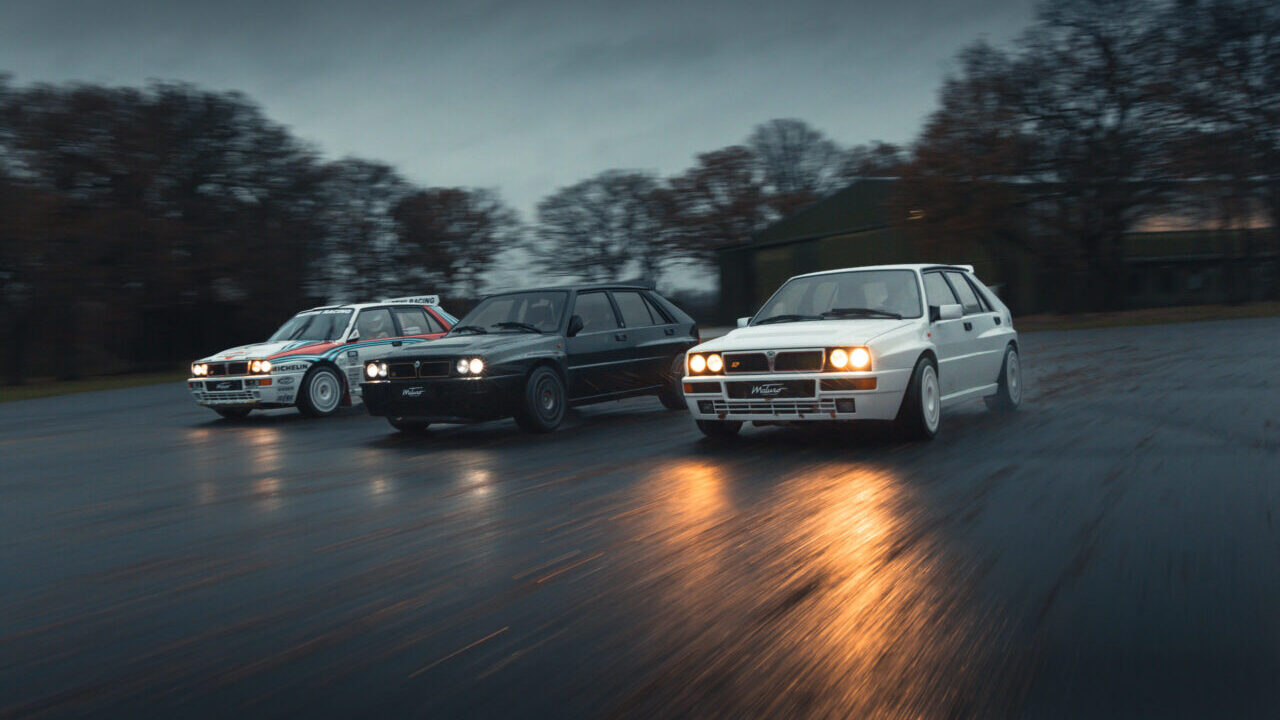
{"left": 725, "top": 380, "right": 814, "bottom": 399}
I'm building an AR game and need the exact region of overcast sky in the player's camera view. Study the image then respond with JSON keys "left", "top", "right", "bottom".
{"left": 1, "top": 0, "right": 1038, "bottom": 217}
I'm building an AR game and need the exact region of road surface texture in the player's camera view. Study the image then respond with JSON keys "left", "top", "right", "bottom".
{"left": 2, "top": 318, "right": 1278, "bottom": 719}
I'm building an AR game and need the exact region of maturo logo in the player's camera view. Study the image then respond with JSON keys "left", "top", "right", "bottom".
{"left": 749, "top": 383, "right": 786, "bottom": 397}
{"left": 401, "top": 386, "right": 426, "bottom": 398}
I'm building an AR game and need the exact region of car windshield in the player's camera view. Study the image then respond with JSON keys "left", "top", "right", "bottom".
{"left": 754, "top": 270, "right": 923, "bottom": 324}
{"left": 267, "top": 309, "right": 353, "bottom": 342}
{"left": 454, "top": 291, "right": 568, "bottom": 334}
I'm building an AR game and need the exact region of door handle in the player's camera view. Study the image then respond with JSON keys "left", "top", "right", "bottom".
{"left": 994, "top": 317, "right": 1001, "bottom": 325}
{"left": 615, "top": 332, "right": 628, "bottom": 341}
{"left": 392, "top": 340, "right": 403, "bottom": 347}
{"left": 963, "top": 322, "right": 973, "bottom": 331}
{"left": 664, "top": 327, "right": 675, "bottom": 336}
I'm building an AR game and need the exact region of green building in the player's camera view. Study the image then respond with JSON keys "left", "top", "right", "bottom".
{"left": 717, "top": 179, "right": 1278, "bottom": 321}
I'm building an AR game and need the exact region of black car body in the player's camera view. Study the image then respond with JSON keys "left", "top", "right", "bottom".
{"left": 360, "top": 283, "right": 699, "bottom": 432}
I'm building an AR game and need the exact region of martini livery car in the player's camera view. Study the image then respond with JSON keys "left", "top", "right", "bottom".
{"left": 360, "top": 283, "right": 698, "bottom": 434}
{"left": 189, "top": 297, "right": 455, "bottom": 419}
{"left": 683, "top": 264, "right": 1021, "bottom": 440}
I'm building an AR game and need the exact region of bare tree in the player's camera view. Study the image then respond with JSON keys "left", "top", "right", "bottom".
{"left": 530, "top": 170, "right": 666, "bottom": 282}
{"left": 666, "top": 145, "right": 775, "bottom": 258}
{"left": 314, "top": 159, "right": 411, "bottom": 303}
{"left": 747, "top": 119, "right": 843, "bottom": 213}
{"left": 839, "top": 141, "right": 909, "bottom": 180}
{"left": 393, "top": 187, "right": 519, "bottom": 299}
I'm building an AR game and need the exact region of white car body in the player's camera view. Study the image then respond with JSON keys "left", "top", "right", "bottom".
{"left": 683, "top": 264, "right": 1019, "bottom": 435}
{"left": 188, "top": 296, "right": 455, "bottom": 416}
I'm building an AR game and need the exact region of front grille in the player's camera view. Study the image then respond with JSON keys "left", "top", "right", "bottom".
{"left": 774, "top": 350, "right": 823, "bottom": 372}
{"left": 723, "top": 353, "right": 769, "bottom": 373}
{"left": 207, "top": 363, "right": 227, "bottom": 376}
{"left": 713, "top": 399, "right": 837, "bottom": 415}
{"left": 388, "top": 363, "right": 418, "bottom": 379}
{"left": 227, "top": 362, "right": 249, "bottom": 375}
{"left": 418, "top": 360, "right": 451, "bottom": 378}
{"left": 200, "top": 390, "right": 256, "bottom": 403}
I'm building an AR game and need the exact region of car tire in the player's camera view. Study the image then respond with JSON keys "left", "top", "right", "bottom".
{"left": 985, "top": 344, "right": 1022, "bottom": 412}
{"left": 514, "top": 366, "right": 566, "bottom": 433}
{"left": 894, "top": 355, "right": 940, "bottom": 441}
{"left": 658, "top": 355, "right": 687, "bottom": 411}
{"left": 696, "top": 419, "right": 742, "bottom": 439}
{"left": 388, "top": 417, "right": 431, "bottom": 434}
{"left": 214, "top": 407, "right": 251, "bottom": 420}
{"left": 297, "top": 365, "right": 344, "bottom": 418}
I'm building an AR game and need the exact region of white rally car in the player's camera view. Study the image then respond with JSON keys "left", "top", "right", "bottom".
{"left": 188, "top": 297, "right": 456, "bottom": 419}
{"left": 683, "top": 264, "right": 1021, "bottom": 440}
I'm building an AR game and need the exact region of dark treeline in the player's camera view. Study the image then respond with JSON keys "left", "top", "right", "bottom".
{"left": 2, "top": 0, "right": 1277, "bottom": 383}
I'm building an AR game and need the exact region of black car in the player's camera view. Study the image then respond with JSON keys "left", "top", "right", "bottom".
{"left": 360, "top": 283, "right": 699, "bottom": 433}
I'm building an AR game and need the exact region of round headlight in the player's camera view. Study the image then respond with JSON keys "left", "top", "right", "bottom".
{"left": 468, "top": 358, "right": 484, "bottom": 375}
{"left": 260, "top": 360, "right": 272, "bottom": 373}
{"left": 706, "top": 353, "right": 723, "bottom": 373}
{"left": 689, "top": 354, "right": 706, "bottom": 373}
{"left": 378, "top": 363, "right": 388, "bottom": 377}
{"left": 456, "top": 358, "right": 470, "bottom": 375}
{"left": 366, "top": 363, "right": 380, "bottom": 378}
{"left": 850, "top": 347, "right": 871, "bottom": 370}
{"left": 829, "top": 348, "right": 849, "bottom": 369}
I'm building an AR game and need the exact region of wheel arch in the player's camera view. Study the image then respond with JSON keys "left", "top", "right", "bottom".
{"left": 304, "top": 359, "right": 351, "bottom": 405}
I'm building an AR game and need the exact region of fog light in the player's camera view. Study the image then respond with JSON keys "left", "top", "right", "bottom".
{"left": 835, "top": 398, "right": 856, "bottom": 413}
{"left": 697, "top": 400, "right": 714, "bottom": 414}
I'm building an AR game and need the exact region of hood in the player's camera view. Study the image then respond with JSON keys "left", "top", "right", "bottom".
{"left": 200, "top": 340, "right": 333, "bottom": 362}
{"left": 385, "top": 331, "right": 552, "bottom": 359}
{"left": 697, "top": 319, "right": 913, "bottom": 353}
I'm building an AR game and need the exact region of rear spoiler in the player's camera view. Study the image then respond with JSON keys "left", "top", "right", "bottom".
{"left": 381, "top": 295, "right": 439, "bottom": 305}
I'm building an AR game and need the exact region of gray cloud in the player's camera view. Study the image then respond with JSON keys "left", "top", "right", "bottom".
{"left": 0, "top": 0, "right": 1038, "bottom": 215}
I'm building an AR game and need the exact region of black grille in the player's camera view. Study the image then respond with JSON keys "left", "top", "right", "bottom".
{"left": 388, "top": 363, "right": 418, "bottom": 379}
{"left": 723, "top": 353, "right": 769, "bottom": 373}
{"left": 207, "top": 364, "right": 227, "bottom": 376}
{"left": 773, "top": 350, "right": 823, "bottom": 372}
{"left": 418, "top": 360, "right": 451, "bottom": 378}
{"left": 726, "top": 380, "right": 815, "bottom": 399}
{"left": 227, "top": 362, "right": 249, "bottom": 376}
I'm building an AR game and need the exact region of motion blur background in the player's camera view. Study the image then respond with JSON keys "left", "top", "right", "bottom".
{"left": 1, "top": 0, "right": 1277, "bottom": 384}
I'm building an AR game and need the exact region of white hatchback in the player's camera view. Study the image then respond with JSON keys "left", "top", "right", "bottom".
{"left": 683, "top": 264, "right": 1021, "bottom": 439}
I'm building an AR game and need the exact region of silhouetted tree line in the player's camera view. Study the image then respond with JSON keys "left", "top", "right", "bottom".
{"left": 2, "top": 0, "right": 1276, "bottom": 382}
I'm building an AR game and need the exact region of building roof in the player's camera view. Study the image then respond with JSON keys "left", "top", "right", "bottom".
{"left": 751, "top": 179, "right": 896, "bottom": 248}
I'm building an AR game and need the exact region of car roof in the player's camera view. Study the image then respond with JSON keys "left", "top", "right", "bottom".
{"left": 300, "top": 299, "right": 443, "bottom": 313}
{"left": 793, "top": 263, "right": 975, "bottom": 279}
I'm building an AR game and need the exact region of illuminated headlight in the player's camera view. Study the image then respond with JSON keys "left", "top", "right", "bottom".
{"left": 454, "top": 357, "right": 484, "bottom": 375}
{"left": 706, "top": 353, "right": 723, "bottom": 373}
{"left": 688, "top": 353, "right": 722, "bottom": 375}
{"left": 468, "top": 358, "right": 484, "bottom": 375}
{"left": 365, "top": 362, "right": 388, "bottom": 379}
{"left": 250, "top": 360, "right": 273, "bottom": 374}
{"left": 689, "top": 354, "right": 706, "bottom": 373}
{"left": 191, "top": 363, "right": 208, "bottom": 376}
{"left": 827, "top": 347, "right": 872, "bottom": 371}
{"left": 455, "top": 358, "right": 470, "bottom": 374}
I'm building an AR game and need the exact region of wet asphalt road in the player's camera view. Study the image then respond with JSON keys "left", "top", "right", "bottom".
{"left": 2, "top": 318, "right": 1279, "bottom": 719}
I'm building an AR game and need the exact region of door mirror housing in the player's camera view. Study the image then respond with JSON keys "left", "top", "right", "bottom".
{"left": 566, "top": 315, "right": 585, "bottom": 337}
{"left": 346, "top": 332, "right": 360, "bottom": 343}
{"left": 931, "top": 304, "right": 963, "bottom": 322}
{"left": 736, "top": 316, "right": 751, "bottom": 328}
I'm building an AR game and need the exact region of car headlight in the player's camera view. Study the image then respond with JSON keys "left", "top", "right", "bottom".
{"left": 366, "top": 362, "right": 381, "bottom": 379}
{"left": 191, "top": 363, "right": 207, "bottom": 376}
{"left": 250, "top": 360, "right": 273, "bottom": 374}
{"left": 688, "top": 353, "right": 722, "bottom": 375}
{"left": 827, "top": 347, "right": 871, "bottom": 371}
{"left": 455, "top": 358, "right": 470, "bottom": 375}
{"left": 468, "top": 358, "right": 484, "bottom": 375}
{"left": 455, "top": 357, "right": 484, "bottom": 375}
{"left": 689, "top": 354, "right": 706, "bottom": 373}
{"left": 706, "top": 353, "right": 723, "bottom": 373}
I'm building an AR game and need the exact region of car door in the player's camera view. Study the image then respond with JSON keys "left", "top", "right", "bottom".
{"left": 609, "top": 290, "right": 672, "bottom": 390}
{"left": 943, "top": 270, "right": 1004, "bottom": 390}
{"left": 921, "top": 271, "right": 971, "bottom": 397}
{"left": 565, "top": 291, "right": 631, "bottom": 399}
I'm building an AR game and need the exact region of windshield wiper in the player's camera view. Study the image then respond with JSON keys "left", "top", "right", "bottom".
{"left": 821, "top": 307, "right": 903, "bottom": 320}
{"left": 754, "top": 314, "right": 823, "bottom": 325}
{"left": 451, "top": 325, "right": 488, "bottom": 334}
{"left": 492, "top": 322, "right": 541, "bottom": 333}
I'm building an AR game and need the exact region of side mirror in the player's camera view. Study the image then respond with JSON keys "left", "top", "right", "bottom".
{"left": 736, "top": 316, "right": 751, "bottom": 328}
{"left": 346, "top": 332, "right": 360, "bottom": 343}
{"left": 932, "top": 304, "right": 962, "bottom": 322}
{"left": 566, "top": 315, "right": 585, "bottom": 337}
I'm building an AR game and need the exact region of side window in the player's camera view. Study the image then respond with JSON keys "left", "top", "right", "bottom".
{"left": 923, "top": 272, "right": 959, "bottom": 307}
{"left": 612, "top": 291, "right": 656, "bottom": 328}
{"left": 643, "top": 294, "right": 673, "bottom": 324}
{"left": 573, "top": 292, "right": 619, "bottom": 334}
{"left": 944, "top": 271, "right": 984, "bottom": 315}
{"left": 355, "top": 308, "right": 395, "bottom": 340}
{"left": 392, "top": 308, "right": 437, "bottom": 336}
{"left": 420, "top": 308, "right": 446, "bottom": 333}
{"left": 962, "top": 276, "right": 993, "bottom": 312}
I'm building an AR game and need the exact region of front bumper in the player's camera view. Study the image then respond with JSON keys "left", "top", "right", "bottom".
{"left": 188, "top": 371, "right": 306, "bottom": 408}
{"left": 360, "top": 374, "right": 523, "bottom": 422}
{"left": 682, "top": 368, "right": 912, "bottom": 422}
